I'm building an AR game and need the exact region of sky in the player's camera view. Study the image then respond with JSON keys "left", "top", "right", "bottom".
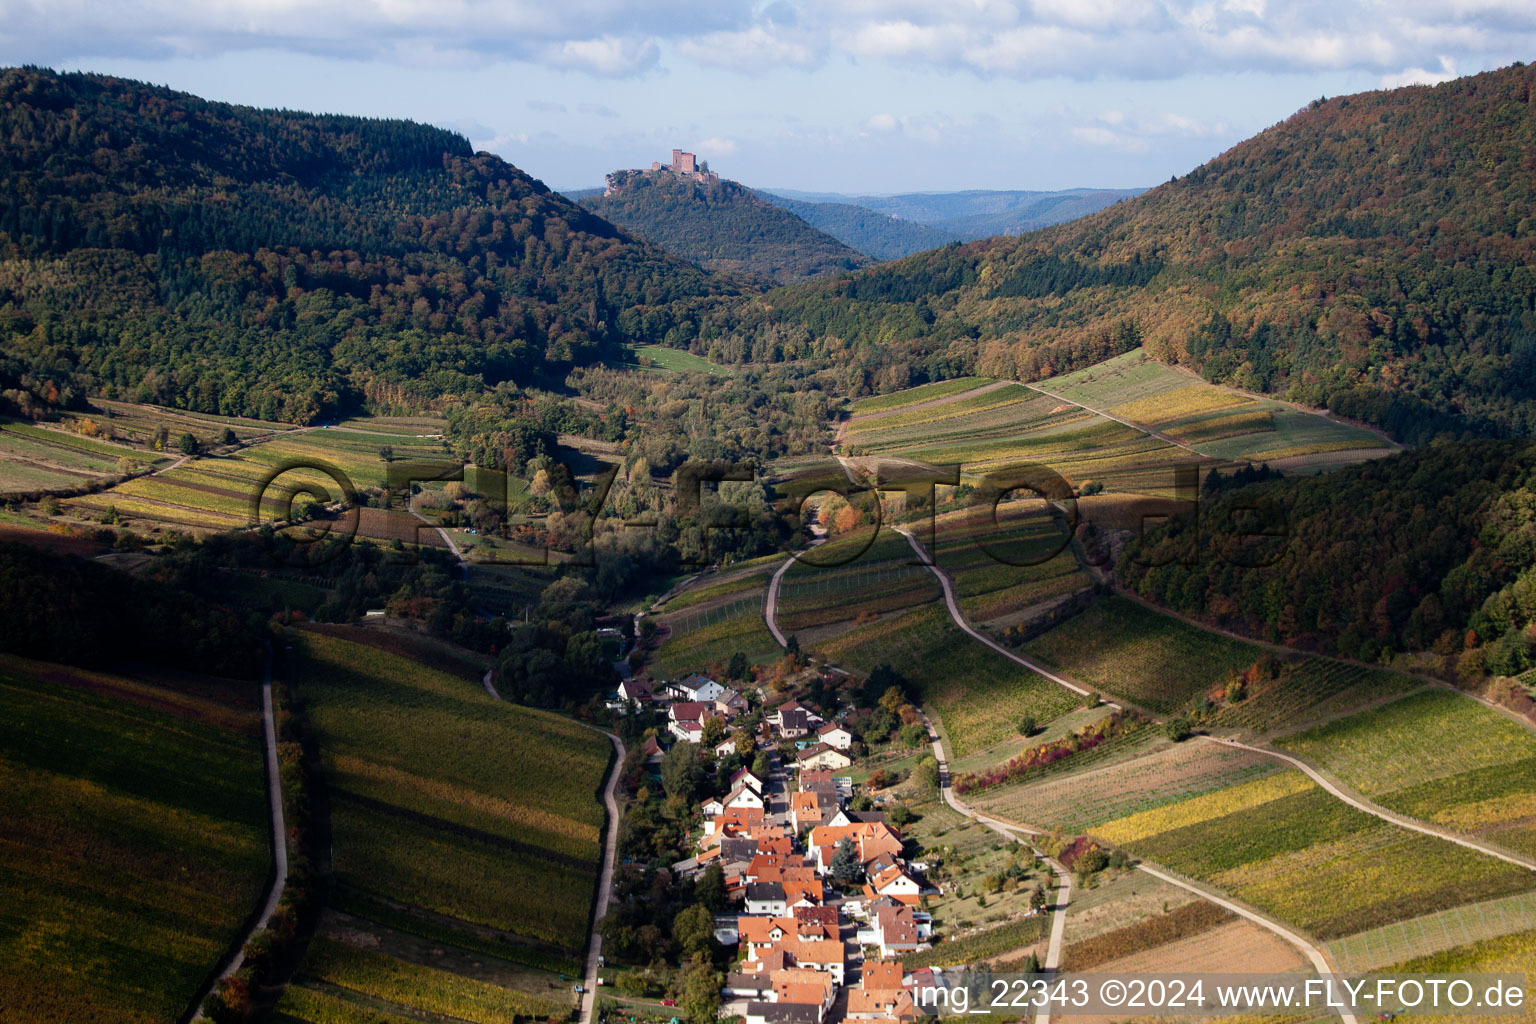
{"left": 3, "top": 1, "right": 1533, "bottom": 194}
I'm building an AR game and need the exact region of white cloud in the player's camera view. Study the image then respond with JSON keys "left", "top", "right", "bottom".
{"left": 1380, "top": 56, "right": 1458, "bottom": 88}
{"left": 693, "top": 136, "right": 739, "bottom": 158}
{"left": 1070, "top": 106, "right": 1228, "bottom": 151}
{"left": 578, "top": 102, "right": 621, "bottom": 117}
{"left": 543, "top": 35, "right": 660, "bottom": 76}
{"left": 674, "top": 25, "right": 819, "bottom": 72}
{"left": 4, "top": 0, "right": 1536, "bottom": 83}
{"left": 864, "top": 112, "right": 900, "bottom": 134}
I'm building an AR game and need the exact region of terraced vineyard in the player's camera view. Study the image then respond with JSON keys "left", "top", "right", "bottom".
{"left": 777, "top": 529, "right": 940, "bottom": 632}
{"left": 1329, "top": 891, "right": 1536, "bottom": 973}
{"left": 1382, "top": 930, "right": 1536, "bottom": 1024}
{"left": 841, "top": 372, "right": 1207, "bottom": 496}
{"left": 1209, "top": 657, "right": 1422, "bottom": 735}
{"left": 653, "top": 562, "right": 781, "bottom": 676}
{"left": 68, "top": 424, "right": 454, "bottom": 533}
{"left": 0, "top": 420, "right": 164, "bottom": 494}
{"left": 1022, "top": 596, "right": 1264, "bottom": 715}
{"left": 0, "top": 655, "right": 268, "bottom": 1023}
{"left": 278, "top": 936, "right": 569, "bottom": 1024}
{"left": 847, "top": 377, "right": 993, "bottom": 416}
{"left": 1094, "top": 770, "right": 1536, "bottom": 940}
{"left": 929, "top": 503, "right": 1089, "bottom": 627}
{"left": 1036, "top": 349, "right": 1390, "bottom": 469}
{"left": 810, "top": 602, "right": 1080, "bottom": 755}
{"left": 971, "top": 738, "right": 1280, "bottom": 832}
{"left": 1275, "top": 689, "right": 1536, "bottom": 852}
{"left": 293, "top": 631, "right": 609, "bottom": 968}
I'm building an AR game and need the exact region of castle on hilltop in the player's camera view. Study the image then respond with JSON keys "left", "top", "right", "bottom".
{"left": 652, "top": 149, "right": 719, "bottom": 184}
{"left": 603, "top": 149, "right": 721, "bottom": 195}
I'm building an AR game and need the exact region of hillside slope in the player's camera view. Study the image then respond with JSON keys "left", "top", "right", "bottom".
{"left": 734, "top": 64, "right": 1536, "bottom": 443}
{"left": 0, "top": 67, "right": 723, "bottom": 424}
{"left": 754, "top": 192, "right": 960, "bottom": 260}
{"left": 1121, "top": 439, "right": 1536, "bottom": 691}
{"left": 583, "top": 171, "right": 869, "bottom": 284}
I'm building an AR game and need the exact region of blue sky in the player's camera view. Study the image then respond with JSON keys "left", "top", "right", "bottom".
{"left": 5, "top": 1, "right": 1532, "bottom": 193}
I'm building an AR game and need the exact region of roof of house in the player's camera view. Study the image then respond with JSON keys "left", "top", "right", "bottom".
{"left": 784, "top": 937, "right": 844, "bottom": 966}
{"left": 641, "top": 735, "right": 663, "bottom": 756}
{"left": 794, "top": 906, "right": 838, "bottom": 927}
{"left": 717, "top": 686, "right": 744, "bottom": 704}
{"left": 671, "top": 700, "right": 711, "bottom": 720}
{"left": 745, "top": 881, "right": 787, "bottom": 902}
{"left": 746, "top": 1001, "right": 822, "bottom": 1024}
{"left": 738, "top": 916, "right": 796, "bottom": 944}
{"left": 862, "top": 961, "right": 904, "bottom": 992}
{"left": 875, "top": 904, "right": 918, "bottom": 944}
{"left": 800, "top": 769, "right": 838, "bottom": 793}
{"left": 817, "top": 722, "right": 849, "bottom": 736}
{"left": 848, "top": 990, "right": 899, "bottom": 1015}
{"left": 781, "top": 708, "right": 812, "bottom": 731}
{"left": 721, "top": 838, "right": 758, "bottom": 861}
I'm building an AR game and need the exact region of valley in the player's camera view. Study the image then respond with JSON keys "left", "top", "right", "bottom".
{"left": 4, "top": 54, "right": 1536, "bottom": 1024}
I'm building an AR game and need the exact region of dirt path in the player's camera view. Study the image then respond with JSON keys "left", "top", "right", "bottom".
{"left": 480, "top": 668, "right": 623, "bottom": 1024}
{"left": 922, "top": 715, "right": 1072, "bottom": 1024}
{"left": 1130, "top": 862, "right": 1359, "bottom": 1024}
{"left": 927, "top": 709, "right": 1354, "bottom": 1024}
{"left": 189, "top": 646, "right": 288, "bottom": 1021}
{"left": 1200, "top": 734, "right": 1536, "bottom": 872}
{"left": 892, "top": 526, "right": 1111, "bottom": 707}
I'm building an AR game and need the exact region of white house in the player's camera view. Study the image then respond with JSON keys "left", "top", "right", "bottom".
{"left": 815, "top": 722, "right": 854, "bottom": 751}
{"left": 723, "top": 782, "right": 766, "bottom": 812}
{"left": 745, "top": 882, "right": 788, "bottom": 916}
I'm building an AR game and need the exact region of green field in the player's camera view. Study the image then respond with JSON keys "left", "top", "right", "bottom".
{"left": 1329, "top": 891, "right": 1536, "bottom": 973}
{"left": 293, "top": 631, "right": 609, "bottom": 963}
{"left": 1275, "top": 689, "right": 1536, "bottom": 845}
{"left": 627, "top": 345, "right": 733, "bottom": 376}
{"left": 1022, "top": 596, "right": 1264, "bottom": 715}
{"left": 777, "top": 528, "right": 940, "bottom": 632}
{"left": 841, "top": 370, "right": 1208, "bottom": 496}
{"left": 68, "top": 423, "right": 455, "bottom": 531}
{"left": 0, "top": 656, "right": 268, "bottom": 1024}
{"left": 1094, "top": 770, "right": 1536, "bottom": 940}
{"left": 1209, "top": 657, "right": 1422, "bottom": 735}
{"left": 0, "top": 420, "right": 160, "bottom": 494}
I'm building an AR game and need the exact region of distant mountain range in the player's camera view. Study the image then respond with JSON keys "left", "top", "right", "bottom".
{"left": 758, "top": 188, "right": 1145, "bottom": 252}
{"left": 563, "top": 184, "right": 1145, "bottom": 262}
{"left": 729, "top": 61, "right": 1536, "bottom": 444}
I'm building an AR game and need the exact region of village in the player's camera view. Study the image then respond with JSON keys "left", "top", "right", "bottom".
{"left": 606, "top": 668, "right": 960, "bottom": 1024}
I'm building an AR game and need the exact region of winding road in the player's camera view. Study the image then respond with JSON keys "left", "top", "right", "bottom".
{"left": 891, "top": 527, "right": 1106, "bottom": 705}
{"left": 481, "top": 669, "right": 624, "bottom": 1024}
{"left": 190, "top": 646, "right": 289, "bottom": 1022}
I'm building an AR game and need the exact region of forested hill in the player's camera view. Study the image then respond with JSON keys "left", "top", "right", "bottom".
{"left": 0, "top": 67, "right": 724, "bottom": 424}
{"left": 582, "top": 171, "right": 869, "bottom": 285}
{"left": 753, "top": 192, "right": 961, "bottom": 261}
{"left": 727, "top": 62, "right": 1536, "bottom": 444}
{"left": 1121, "top": 440, "right": 1536, "bottom": 683}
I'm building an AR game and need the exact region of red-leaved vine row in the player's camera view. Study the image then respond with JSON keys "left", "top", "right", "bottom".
{"left": 953, "top": 713, "right": 1141, "bottom": 796}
